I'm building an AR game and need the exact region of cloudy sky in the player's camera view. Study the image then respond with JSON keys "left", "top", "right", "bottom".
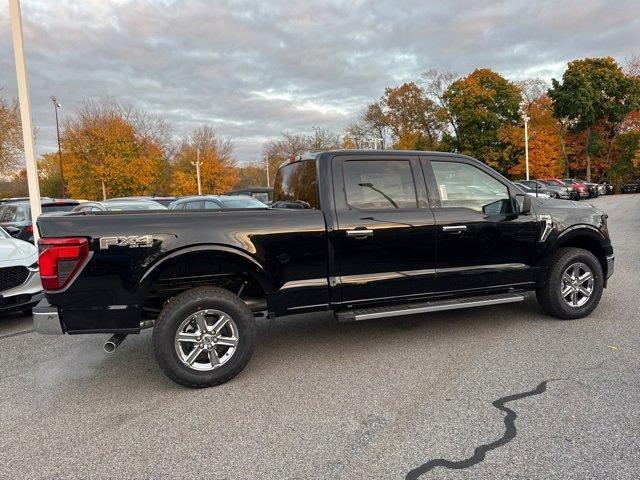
{"left": 1, "top": 0, "right": 638, "bottom": 163}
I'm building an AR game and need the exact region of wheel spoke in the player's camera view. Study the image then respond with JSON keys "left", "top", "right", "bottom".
{"left": 216, "top": 336, "right": 238, "bottom": 348}
{"left": 562, "top": 273, "right": 573, "bottom": 284}
{"left": 572, "top": 264, "right": 580, "bottom": 279}
{"left": 211, "top": 314, "right": 230, "bottom": 334}
{"left": 579, "top": 271, "right": 593, "bottom": 283}
{"left": 185, "top": 346, "right": 204, "bottom": 365}
{"left": 177, "top": 332, "right": 200, "bottom": 343}
{"left": 578, "top": 285, "right": 591, "bottom": 297}
{"left": 571, "top": 291, "right": 578, "bottom": 306}
{"left": 194, "top": 312, "right": 209, "bottom": 334}
{"left": 208, "top": 349, "right": 220, "bottom": 367}
{"left": 561, "top": 286, "right": 573, "bottom": 298}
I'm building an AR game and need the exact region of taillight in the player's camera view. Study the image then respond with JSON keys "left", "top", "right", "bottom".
{"left": 25, "top": 225, "right": 33, "bottom": 235}
{"left": 38, "top": 237, "right": 90, "bottom": 291}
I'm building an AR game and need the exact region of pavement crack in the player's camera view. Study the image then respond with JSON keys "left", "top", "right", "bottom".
{"left": 406, "top": 380, "right": 555, "bottom": 479}
{"left": 0, "top": 329, "right": 34, "bottom": 340}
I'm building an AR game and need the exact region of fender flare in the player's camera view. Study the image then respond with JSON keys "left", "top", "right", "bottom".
{"left": 541, "top": 224, "right": 609, "bottom": 270}
{"left": 138, "top": 244, "right": 275, "bottom": 295}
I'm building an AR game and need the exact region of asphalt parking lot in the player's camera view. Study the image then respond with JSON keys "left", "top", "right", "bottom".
{"left": 1, "top": 194, "right": 639, "bottom": 480}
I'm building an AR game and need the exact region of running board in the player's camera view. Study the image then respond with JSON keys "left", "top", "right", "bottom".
{"left": 336, "top": 293, "right": 525, "bottom": 322}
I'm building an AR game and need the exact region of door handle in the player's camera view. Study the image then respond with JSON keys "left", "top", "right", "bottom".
{"left": 346, "top": 228, "right": 374, "bottom": 239}
{"left": 442, "top": 225, "right": 467, "bottom": 234}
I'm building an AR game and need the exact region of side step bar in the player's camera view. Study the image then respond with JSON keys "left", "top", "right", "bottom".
{"left": 336, "top": 293, "right": 525, "bottom": 322}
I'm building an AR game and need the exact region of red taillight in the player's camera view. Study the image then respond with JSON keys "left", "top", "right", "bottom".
{"left": 38, "top": 237, "right": 89, "bottom": 291}
{"left": 25, "top": 225, "right": 33, "bottom": 235}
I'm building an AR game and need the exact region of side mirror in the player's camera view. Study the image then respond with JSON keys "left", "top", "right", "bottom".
{"left": 515, "top": 193, "right": 531, "bottom": 215}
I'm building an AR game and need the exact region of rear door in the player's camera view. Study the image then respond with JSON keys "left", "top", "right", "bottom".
{"left": 421, "top": 155, "right": 539, "bottom": 293}
{"left": 331, "top": 154, "right": 437, "bottom": 306}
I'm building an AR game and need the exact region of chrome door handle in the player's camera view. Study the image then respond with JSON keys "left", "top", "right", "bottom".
{"left": 346, "top": 228, "right": 374, "bottom": 239}
{"left": 442, "top": 225, "right": 467, "bottom": 233}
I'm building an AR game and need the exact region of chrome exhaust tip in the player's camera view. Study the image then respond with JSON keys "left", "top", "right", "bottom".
{"left": 103, "top": 334, "right": 127, "bottom": 353}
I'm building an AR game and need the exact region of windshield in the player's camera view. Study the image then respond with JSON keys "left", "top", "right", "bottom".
{"left": 220, "top": 196, "right": 267, "bottom": 209}
{"left": 42, "top": 204, "right": 77, "bottom": 213}
{"left": 105, "top": 201, "right": 167, "bottom": 211}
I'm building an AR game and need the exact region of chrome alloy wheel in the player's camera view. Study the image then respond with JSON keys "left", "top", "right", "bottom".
{"left": 561, "top": 262, "right": 594, "bottom": 308}
{"left": 174, "top": 309, "right": 239, "bottom": 371}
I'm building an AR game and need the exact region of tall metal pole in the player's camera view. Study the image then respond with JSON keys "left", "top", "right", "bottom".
{"left": 51, "top": 96, "right": 65, "bottom": 198}
{"left": 523, "top": 115, "right": 530, "bottom": 180}
{"left": 9, "top": 0, "right": 41, "bottom": 242}
{"left": 191, "top": 148, "right": 202, "bottom": 195}
{"left": 265, "top": 154, "right": 270, "bottom": 187}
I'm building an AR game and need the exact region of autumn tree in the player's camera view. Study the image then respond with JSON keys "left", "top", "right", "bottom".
{"left": 548, "top": 57, "right": 640, "bottom": 181}
{"left": 171, "top": 125, "right": 239, "bottom": 195}
{"left": 60, "top": 99, "right": 171, "bottom": 199}
{"left": 443, "top": 69, "right": 522, "bottom": 175}
{"left": 0, "top": 91, "right": 23, "bottom": 177}
{"left": 236, "top": 161, "right": 268, "bottom": 188}
{"left": 38, "top": 152, "right": 63, "bottom": 198}
{"left": 362, "top": 103, "right": 389, "bottom": 148}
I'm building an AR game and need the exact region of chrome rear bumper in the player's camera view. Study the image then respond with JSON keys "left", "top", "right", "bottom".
{"left": 33, "top": 298, "right": 64, "bottom": 335}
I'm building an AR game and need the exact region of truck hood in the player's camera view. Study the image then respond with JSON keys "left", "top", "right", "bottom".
{"left": 0, "top": 237, "right": 38, "bottom": 266}
{"left": 532, "top": 197, "right": 607, "bottom": 233}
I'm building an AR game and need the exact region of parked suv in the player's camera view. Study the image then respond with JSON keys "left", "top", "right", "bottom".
{"left": 516, "top": 180, "right": 568, "bottom": 199}
{"left": 0, "top": 199, "right": 79, "bottom": 243}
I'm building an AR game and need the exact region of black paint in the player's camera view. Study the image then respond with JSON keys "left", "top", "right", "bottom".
{"left": 406, "top": 381, "right": 550, "bottom": 479}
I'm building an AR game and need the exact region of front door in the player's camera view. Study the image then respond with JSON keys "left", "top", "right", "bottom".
{"left": 421, "top": 156, "right": 539, "bottom": 294}
{"left": 331, "top": 155, "right": 438, "bottom": 307}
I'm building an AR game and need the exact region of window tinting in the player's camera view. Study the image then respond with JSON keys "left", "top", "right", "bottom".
{"left": 184, "top": 201, "right": 204, "bottom": 209}
{"left": 204, "top": 201, "right": 221, "bottom": 209}
{"left": 273, "top": 160, "right": 319, "bottom": 209}
{"left": 343, "top": 160, "right": 417, "bottom": 210}
{"left": 431, "top": 161, "right": 510, "bottom": 213}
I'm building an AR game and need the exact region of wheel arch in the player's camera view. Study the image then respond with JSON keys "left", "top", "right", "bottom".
{"left": 544, "top": 226, "right": 610, "bottom": 279}
{"left": 138, "top": 245, "right": 275, "bottom": 308}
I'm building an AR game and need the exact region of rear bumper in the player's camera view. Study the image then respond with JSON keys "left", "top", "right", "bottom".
{"left": 33, "top": 298, "right": 64, "bottom": 335}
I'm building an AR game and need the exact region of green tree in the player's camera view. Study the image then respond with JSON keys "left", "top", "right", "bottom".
{"left": 548, "top": 57, "right": 640, "bottom": 181}
{"left": 443, "top": 68, "right": 522, "bottom": 174}
{"left": 0, "top": 91, "right": 23, "bottom": 177}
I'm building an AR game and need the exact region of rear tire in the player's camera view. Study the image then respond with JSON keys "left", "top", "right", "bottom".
{"left": 536, "top": 247, "right": 603, "bottom": 320}
{"left": 153, "top": 286, "right": 256, "bottom": 388}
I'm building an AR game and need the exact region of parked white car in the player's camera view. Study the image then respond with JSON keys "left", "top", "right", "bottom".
{"left": 0, "top": 227, "right": 42, "bottom": 315}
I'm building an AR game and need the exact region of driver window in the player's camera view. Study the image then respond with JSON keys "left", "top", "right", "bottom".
{"left": 431, "top": 161, "right": 510, "bottom": 213}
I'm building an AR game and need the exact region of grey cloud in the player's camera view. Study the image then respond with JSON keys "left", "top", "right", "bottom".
{"left": 0, "top": 0, "right": 638, "bottom": 163}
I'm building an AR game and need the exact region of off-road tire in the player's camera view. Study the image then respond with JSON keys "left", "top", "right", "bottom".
{"left": 536, "top": 247, "right": 603, "bottom": 320}
{"left": 153, "top": 286, "right": 256, "bottom": 388}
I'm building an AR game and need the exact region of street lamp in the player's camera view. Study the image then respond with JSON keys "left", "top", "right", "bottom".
{"left": 191, "top": 148, "right": 202, "bottom": 195}
{"left": 50, "top": 96, "right": 65, "bottom": 197}
{"left": 523, "top": 114, "right": 530, "bottom": 180}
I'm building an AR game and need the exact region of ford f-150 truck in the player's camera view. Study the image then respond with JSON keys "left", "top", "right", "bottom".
{"left": 33, "top": 150, "right": 614, "bottom": 388}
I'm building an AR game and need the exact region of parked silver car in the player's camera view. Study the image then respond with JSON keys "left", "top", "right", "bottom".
{"left": 0, "top": 227, "right": 42, "bottom": 315}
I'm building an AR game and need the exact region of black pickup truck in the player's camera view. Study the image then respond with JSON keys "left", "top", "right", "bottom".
{"left": 34, "top": 150, "right": 614, "bottom": 388}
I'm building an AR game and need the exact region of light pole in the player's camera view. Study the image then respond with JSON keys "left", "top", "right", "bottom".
{"left": 523, "top": 114, "right": 530, "bottom": 180}
{"left": 9, "top": 0, "right": 41, "bottom": 242}
{"left": 50, "top": 96, "right": 65, "bottom": 197}
{"left": 265, "top": 154, "right": 270, "bottom": 187}
{"left": 191, "top": 148, "right": 202, "bottom": 195}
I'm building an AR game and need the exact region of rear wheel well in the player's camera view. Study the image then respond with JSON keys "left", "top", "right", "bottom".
{"left": 142, "top": 251, "right": 269, "bottom": 318}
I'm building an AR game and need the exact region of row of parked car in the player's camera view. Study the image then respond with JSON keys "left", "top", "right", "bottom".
{"left": 513, "top": 178, "right": 614, "bottom": 200}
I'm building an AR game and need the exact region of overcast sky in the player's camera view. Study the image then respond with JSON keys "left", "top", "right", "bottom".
{"left": 1, "top": 0, "right": 638, "bottom": 163}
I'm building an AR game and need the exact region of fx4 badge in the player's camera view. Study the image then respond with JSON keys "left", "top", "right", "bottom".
{"left": 99, "top": 235, "right": 154, "bottom": 250}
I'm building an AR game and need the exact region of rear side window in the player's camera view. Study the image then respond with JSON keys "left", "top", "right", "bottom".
{"left": 343, "top": 160, "right": 417, "bottom": 210}
{"left": 273, "top": 160, "right": 319, "bottom": 209}
{"left": 184, "top": 201, "right": 204, "bottom": 209}
{"left": 204, "top": 201, "right": 221, "bottom": 209}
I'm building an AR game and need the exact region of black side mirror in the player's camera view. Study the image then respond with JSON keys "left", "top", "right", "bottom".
{"left": 515, "top": 193, "right": 531, "bottom": 215}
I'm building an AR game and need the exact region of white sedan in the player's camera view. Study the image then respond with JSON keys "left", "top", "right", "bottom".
{"left": 0, "top": 227, "right": 42, "bottom": 315}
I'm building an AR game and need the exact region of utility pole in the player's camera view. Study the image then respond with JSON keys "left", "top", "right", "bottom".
{"left": 523, "top": 114, "right": 530, "bottom": 180}
{"left": 191, "top": 148, "right": 202, "bottom": 195}
{"left": 265, "top": 154, "right": 270, "bottom": 187}
{"left": 101, "top": 180, "right": 107, "bottom": 201}
{"left": 9, "top": 0, "right": 41, "bottom": 242}
{"left": 50, "top": 96, "right": 65, "bottom": 197}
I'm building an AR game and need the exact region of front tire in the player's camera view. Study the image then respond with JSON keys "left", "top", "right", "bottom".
{"left": 536, "top": 247, "right": 603, "bottom": 319}
{"left": 153, "top": 286, "right": 256, "bottom": 388}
